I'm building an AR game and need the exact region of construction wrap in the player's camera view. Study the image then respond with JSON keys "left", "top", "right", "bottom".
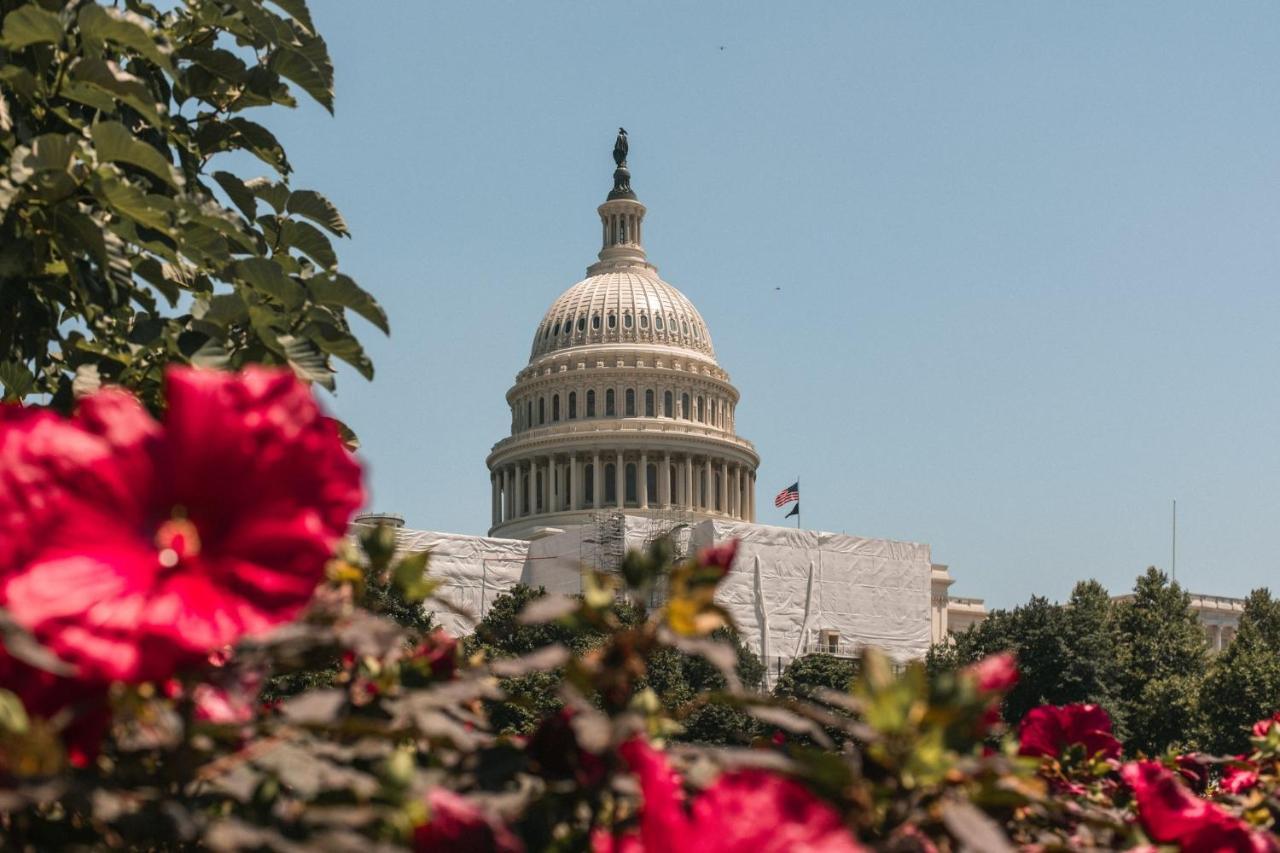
{"left": 391, "top": 528, "right": 529, "bottom": 637}
{"left": 383, "top": 518, "right": 932, "bottom": 682}
{"left": 688, "top": 521, "right": 932, "bottom": 679}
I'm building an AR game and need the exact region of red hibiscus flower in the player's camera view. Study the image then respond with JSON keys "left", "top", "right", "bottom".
{"left": 964, "top": 652, "right": 1019, "bottom": 694}
{"left": 1220, "top": 759, "right": 1259, "bottom": 795}
{"left": 696, "top": 540, "right": 738, "bottom": 577}
{"left": 409, "top": 629, "right": 460, "bottom": 682}
{"left": 0, "top": 367, "right": 364, "bottom": 684}
{"left": 1018, "top": 704, "right": 1122, "bottom": 761}
{"left": 414, "top": 788, "right": 523, "bottom": 853}
{"left": 1175, "top": 754, "right": 1209, "bottom": 794}
{"left": 592, "top": 738, "right": 865, "bottom": 853}
{"left": 1122, "top": 761, "right": 1278, "bottom": 853}
{"left": 1251, "top": 712, "right": 1280, "bottom": 738}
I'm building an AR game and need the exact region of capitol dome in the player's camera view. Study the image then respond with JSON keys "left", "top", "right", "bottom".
{"left": 486, "top": 132, "right": 759, "bottom": 538}
{"left": 531, "top": 270, "right": 715, "bottom": 361}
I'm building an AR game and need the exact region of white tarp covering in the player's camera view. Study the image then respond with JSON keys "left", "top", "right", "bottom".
{"left": 688, "top": 521, "right": 932, "bottom": 677}
{"left": 392, "top": 529, "right": 529, "bottom": 637}
{"left": 388, "top": 519, "right": 932, "bottom": 682}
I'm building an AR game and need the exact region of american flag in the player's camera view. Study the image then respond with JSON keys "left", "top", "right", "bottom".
{"left": 774, "top": 481, "right": 799, "bottom": 507}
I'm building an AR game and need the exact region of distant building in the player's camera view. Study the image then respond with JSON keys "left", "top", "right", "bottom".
{"left": 359, "top": 134, "right": 976, "bottom": 682}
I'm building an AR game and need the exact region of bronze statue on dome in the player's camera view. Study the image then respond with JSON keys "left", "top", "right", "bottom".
{"left": 613, "top": 128, "right": 628, "bottom": 167}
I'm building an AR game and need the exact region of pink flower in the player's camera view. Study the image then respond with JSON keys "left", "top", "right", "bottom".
{"left": 0, "top": 368, "right": 364, "bottom": 683}
{"left": 1251, "top": 712, "right": 1280, "bottom": 738}
{"left": 414, "top": 788, "right": 523, "bottom": 852}
{"left": 1122, "top": 761, "right": 1277, "bottom": 852}
{"left": 964, "top": 652, "right": 1019, "bottom": 693}
{"left": 1018, "top": 704, "right": 1122, "bottom": 761}
{"left": 592, "top": 738, "right": 865, "bottom": 853}
{"left": 409, "top": 629, "right": 459, "bottom": 681}
{"left": 696, "top": 540, "right": 738, "bottom": 577}
{"left": 1220, "top": 759, "right": 1259, "bottom": 795}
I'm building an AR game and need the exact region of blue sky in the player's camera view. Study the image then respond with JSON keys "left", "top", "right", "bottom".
{"left": 272, "top": 2, "right": 1280, "bottom": 608}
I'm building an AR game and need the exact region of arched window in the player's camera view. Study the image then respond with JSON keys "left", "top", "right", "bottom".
{"left": 586, "top": 389, "right": 596, "bottom": 417}
{"left": 714, "top": 472, "right": 722, "bottom": 511}
{"left": 552, "top": 321, "right": 560, "bottom": 335}
{"left": 645, "top": 389, "right": 655, "bottom": 417}
{"left": 592, "top": 314, "right": 601, "bottom": 331}
{"left": 539, "top": 397, "right": 545, "bottom": 425}
{"left": 604, "top": 464, "right": 617, "bottom": 506}
{"left": 625, "top": 388, "right": 635, "bottom": 416}
{"left": 584, "top": 464, "right": 595, "bottom": 505}
{"left": 681, "top": 393, "right": 690, "bottom": 420}
{"left": 664, "top": 390, "right": 673, "bottom": 417}
{"left": 607, "top": 313, "right": 617, "bottom": 330}
{"left": 552, "top": 394, "right": 560, "bottom": 422}
{"left": 682, "top": 321, "right": 689, "bottom": 335}
{"left": 606, "top": 389, "right": 616, "bottom": 416}
{"left": 639, "top": 313, "right": 649, "bottom": 329}
{"left": 625, "top": 463, "right": 637, "bottom": 505}
{"left": 623, "top": 313, "right": 633, "bottom": 329}
{"left": 655, "top": 315, "right": 665, "bottom": 331}
{"left": 568, "top": 391, "right": 577, "bottom": 419}
{"left": 577, "top": 316, "right": 586, "bottom": 333}
{"left": 710, "top": 400, "right": 717, "bottom": 426}
{"left": 696, "top": 396, "right": 704, "bottom": 423}
{"left": 646, "top": 464, "right": 657, "bottom": 503}
{"left": 526, "top": 401, "right": 532, "bottom": 429}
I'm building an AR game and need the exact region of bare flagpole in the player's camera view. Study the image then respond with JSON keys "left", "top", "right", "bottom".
{"left": 1171, "top": 499, "right": 1177, "bottom": 584}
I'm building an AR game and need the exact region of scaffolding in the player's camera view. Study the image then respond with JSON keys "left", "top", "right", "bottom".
{"left": 578, "top": 509, "right": 696, "bottom": 608}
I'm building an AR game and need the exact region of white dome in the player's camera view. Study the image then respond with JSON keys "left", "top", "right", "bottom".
{"left": 531, "top": 269, "right": 715, "bottom": 361}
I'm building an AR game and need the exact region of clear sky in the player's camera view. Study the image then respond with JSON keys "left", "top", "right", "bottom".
{"left": 272, "top": 2, "right": 1280, "bottom": 609}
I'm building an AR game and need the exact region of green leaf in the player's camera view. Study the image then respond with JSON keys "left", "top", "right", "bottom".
{"left": 0, "top": 362, "right": 35, "bottom": 401}
{"left": 266, "top": 0, "right": 317, "bottom": 34}
{"left": 93, "top": 170, "right": 174, "bottom": 231}
{"left": 180, "top": 46, "right": 248, "bottom": 82}
{"left": 211, "top": 171, "right": 258, "bottom": 220}
{"left": 279, "top": 219, "right": 336, "bottom": 268}
{"left": 225, "top": 117, "right": 289, "bottom": 174}
{"left": 1, "top": 5, "right": 63, "bottom": 50}
{"left": 308, "top": 273, "right": 388, "bottom": 334}
{"left": 0, "top": 689, "right": 30, "bottom": 736}
{"left": 77, "top": 5, "right": 172, "bottom": 72}
{"left": 234, "top": 257, "right": 302, "bottom": 307}
{"left": 286, "top": 189, "right": 348, "bottom": 237}
{"left": 270, "top": 40, "right": 333, "bottom": 113}
{"left": 277, "top": 333, "right": 333, "bottom": 389}
{"left": 20, "top": 133, "right": 78, "bottom": 175}
{"left": 246, "top": 177, "right": 290, "bottom": 213}
{"left": 70, "top": 58, "right": 166, "bottom": 128}
{"left": 91, "top": 121, "right": 182, "bottom": 189}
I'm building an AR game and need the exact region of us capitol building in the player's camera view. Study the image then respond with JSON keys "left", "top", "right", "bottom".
{"left": 361, "top": 132, "right": 1243, "bottom": 677}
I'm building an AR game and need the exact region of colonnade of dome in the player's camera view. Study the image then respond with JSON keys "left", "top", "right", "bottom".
{"left": 487, "top": 136, "right": 758, "bottom": 539}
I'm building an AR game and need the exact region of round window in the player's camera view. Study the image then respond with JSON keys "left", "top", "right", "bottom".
{"left": 623, "top": 313, "right": 633, "bottom": 329}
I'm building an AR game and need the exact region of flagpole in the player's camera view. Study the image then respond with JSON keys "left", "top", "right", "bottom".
{"left": 796, "top": 476, "right": 800, "bottom": 529}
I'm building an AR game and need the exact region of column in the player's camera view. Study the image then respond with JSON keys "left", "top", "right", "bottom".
{"left": 639, "top": 452, "right": 649, "bottom": 508}
{"left": 549, "top": 457, "right": 559, "bottom": 512}
{"left": 515, "top": 463, "right": 525, "bottom": 517}
{"left": 491, "top": 473, "right": 499, "bottom": 526}
{"left": 735, "top": 467, "right": 743, "bottom": 519}
{"left": 719, "top": 461, "right": 728, "bottom": 515}
{"left": 749, "top": 472, "right": 756, "bottom": 521}
{"left": 704, "top": 458, "right": 713, "bottom": 510}
{"left": 503, "top": 466, "right": 513, "bottom": 521}
{"left": 593, "top": 452, "right": 602, "bottom": 509}
{"left": 569, "top": 453, "right": 579, "bottom": 511}
{"left": 615, "top": 451, "right": 624, "bottom": 507}
{"left": 660, "top": 453, "right": 671, "bottom": 508}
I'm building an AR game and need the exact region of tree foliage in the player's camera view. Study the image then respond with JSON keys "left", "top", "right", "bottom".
{"left": 773, "top": 653, "right": 858, "bottom": 701}
{"left": 0, "top": 0, "right": 384, "bottom": 410}
{"left": 1200, "top": 589, "right": 1280, "bottom": 754}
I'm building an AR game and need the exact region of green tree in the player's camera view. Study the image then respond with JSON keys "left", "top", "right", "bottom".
{"left": 0, "top": 0, "right": 384, "bottom": 410}
{"left": 1111, "top": 567, "right": 1207, "bottom": 754}
{"left": 1199, "top": 589, "right": 1280, "bottom": 754}
{"left": 773, "top": 653, "right": 858, "bottom": 701}
{"left": 1057, "top": 580, "right": 1119, "bottom": 710}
